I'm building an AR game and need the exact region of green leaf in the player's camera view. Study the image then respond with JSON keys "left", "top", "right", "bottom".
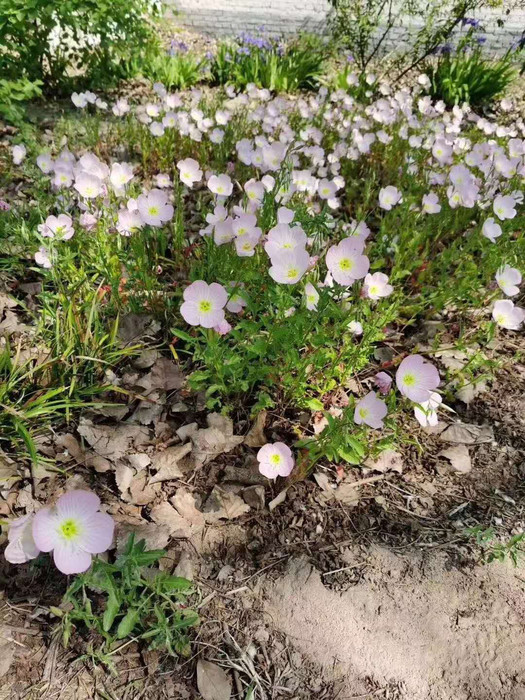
{"left": 304, "top": 398, "right": 324, "bottom": 411}
{"left": 103, "top": 593, "right": 121, "bottom": 632}
{"left": 337, "top": 446, "right": 361, "bottom": 465}
{"left": 116, "top": 608, "right": 140, "bottom": 639}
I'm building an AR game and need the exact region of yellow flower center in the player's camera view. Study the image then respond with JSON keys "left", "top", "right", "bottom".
{"left": 369, "top": 285, "right": 379, "bottom": 295}
{"left": 287, "top": 267, "right": 298, "bottom": 279}
{"left": 199, "top": 300, "right": 212, "bottom": 313}
{"left": 148, "top": 206, "right": 159, "bottom": 216}
{"left": 59, "top": 518, "right": 80, "bottom": 540}
{"left": 359, "top": 408, "right": 369, "bottom": 419}
{"left": 270, "top": 453, "right": 282, "bottom": 465}
{"left": 403, "top": 372, "right": 416, "bottom": 386}
{"left": 339, "top": 257, "right": 354, "bottom": 271}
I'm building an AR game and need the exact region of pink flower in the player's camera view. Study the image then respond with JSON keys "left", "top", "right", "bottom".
{"left": 495, "top": 265, "right": 522, "bottom": 297}
{"left": 414, "top": 391, "right": 442, "bottom": 427}
{"left": 422, "top": 192, "right": 441, "bottom": 214}
{"left": 177, "top": 158, "right": 202, "bottom": 187}
{"left": 363, "top": 272, "right": 393, "bottom": 300}
{"left": 208, "top": 174, "right": 233, "bottom": 197}
{"left": 213, "top": 319, "right": 232, "bottom": 335}
{"left": 36, "top": 153, "right": 54, "bottom": 174}
{"left": 326, "top": 238, "right": 369, "bottom": 285}
{"left": 304, "top": 282, "right": 319, "bottom": 311}
{"left": 482, "top": 218, "right": 502, "bottom": 243}
{"left": 35, "top": 247, "right": 52, "bottom": 268}
{"left": 79, "top": 212, "right": 98, "bottom": 230}
{"left": 268, "top": 249, "right": 310, "bottom": 284}
{"left": 110, "top": 162, "right": 134, "bottom": 190}
{"left": 226, "top": 283, "right": 247, "bottom": 313}
{"left": 39, "top": 214, "right": 74, "bottom": 240}
{"left": 492, "top": 299, "right": 525, "bottom": 330}
{"left": 180, "top": 280, "right": 228, "bottom": 328}
{"left": 265, "top": 224, "right": 307, "bottom": 258}
{"left": 493, "top": 194, "right": 516, "bottom": 221}
{"left": 74, "top": 171, "right": 103, "bottom": 199}
{"left": 32, "top": 491, "right": 114, "bottom": 574}
{"left": 396, "top": 355, "right": 440, "bottom": 403}
{"left": 374, "top": 371, "right": 392, "bottom": 394}
{"left": 4, "top": 515, "right": 40, "bottom": 564}
{"left": 137, "top": 189, "right": 174, "bottom": 226}
{"left": 354, "top": 392, "right": 387, "bottom": 429}
{"left": 12, "top": 144, "right": 26, "bottom": 165}
{"left": 257, "top": 442, "right": 295, "bottom": 480}
{"left": 378, "top": 186, "right": 402, "bottom": 210}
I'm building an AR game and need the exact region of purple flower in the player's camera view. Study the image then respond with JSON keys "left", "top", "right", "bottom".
{"left": 32, "top": 491, "right": 115, "bottom": 574}
{"left": 396, "top": 355, "right": 440, "bottom": 403}
{"left": 257, "top": 442, "right": 295, "bottom": 479}
{"left": 354, "top": 392, "right": 388, "bottom": 429}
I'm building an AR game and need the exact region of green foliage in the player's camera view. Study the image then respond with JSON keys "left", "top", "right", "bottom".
{"left": 425, "top": 34, "right": 519, "bottom": 107}
{"left": 210, "top": 33, "right": 327, "bottom": 92}
{"left": 61, "top": 534, "right": 199, "bottom": 664}
{"left": 0, "top": 0, "right": 160, "bottom": 92}
{"left": 468, "top": 527, "right": 525, "bottom": 566}
{"left": 0, "top": 77, "right": 42, "bottom": 126}
{"left": 140, "top": 47, "right": 207, "bottom": 90}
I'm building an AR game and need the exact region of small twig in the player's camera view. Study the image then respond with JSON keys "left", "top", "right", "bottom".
{"left": 321, "top": 562, "right": 367, "bottom": 577}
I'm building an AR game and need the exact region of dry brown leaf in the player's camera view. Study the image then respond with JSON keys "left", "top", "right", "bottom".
{"left": 364, "top": 450, "right": 403, "bottom": 474}
{"left": 203, "top": 487, "right": 251, "bottom": 521}
{"left": 455, "top": 380, "right": 488, "bottom": 405}
{"left": 143, "top": 356, "right": 185, "bottom": 392}
{"left": 440, "top": 423, "right": 493, "bottom": 445}
{"left": 439, "top": 444, "right": 471, "bottom": 473}
{"left": 191, "top": 414, "right": 243, "bottom": 467}
{"left": 116, "top": 522, "right": 170, "bottom": 553}
{"left": 244, "top": 410, "right": 267, "bottom": 447}
{"left": 171, "top": 488, "right": 206, "bottom": 529}
{"left": 78, "top": 418, "right": 150, "bottom": 460}
{"left": 333, "top": 482, "right": 361, "bottom": 506}
{"left": 269, "top": 488, "right": 288, "bottom": 511}
{"left": 149, "top": 443, "right": 193, "bottom": 484}
{"left": 0, "top": 451, "right": 20, "bottom": 490}
{"left": 150, "top": 502, "right": 193, "bottom": 538}
{"left": 196, "top": 660, "right": 232, "bottom": 700}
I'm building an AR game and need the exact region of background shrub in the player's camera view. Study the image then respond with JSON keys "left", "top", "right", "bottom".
{"left": 0, "top": 0, "right": 160, "bottom": 93}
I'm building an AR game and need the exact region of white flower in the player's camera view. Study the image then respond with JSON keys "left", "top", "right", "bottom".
{"left": 378, "top": 186, "right": 402, "bottom": 210}
{"left": 137, "top": 189, "right": 174, "bottom": 226}
{"left": 208, "top": 173, "right": 233, "bottom": 197}
{"left": 495, "top": 265, "right": 522, "bottom": 297}
{"left": 177, "top": 158, "right": 202, "bottom": 187}
{"left": 12, "top": 144, "right": 26, "bottom": 165}
{"left": 492, "top": 299, "right": 525, "bottom": 330}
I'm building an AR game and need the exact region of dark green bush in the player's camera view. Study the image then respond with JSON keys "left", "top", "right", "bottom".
{"left": 0, "top": 0, "right": 160, "bottom": 93}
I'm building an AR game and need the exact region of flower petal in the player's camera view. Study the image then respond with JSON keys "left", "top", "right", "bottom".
{"left": 80, "top": 512, "right": 115, "bottom": 553}
{"left": 53, "top": 544, "right": 92, "bottom": 574}
{"left": 56, "top": 490, "right": 100, "bottom": 519}
{"left": 32, "top": 507, "right": 59, "bottom": 552}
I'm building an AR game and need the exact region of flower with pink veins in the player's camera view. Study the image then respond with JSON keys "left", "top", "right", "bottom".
{"left": 363, "top": 272, "right": 393, "bottom": 300}
{"left": 493, "top": 194, "right": 516, "bottom": 221}
{"left": 492, "top": 299, "right": 525, "bottom": 330}
{"left": 378, "top": 186, "right": 402, "bottom": 210}
{"left": 257, "top": 442, "right": 295, "bottom": 480}
{"left": 265, "top": 224, "right": 307, "bottom": 258}
{"left": 354, "top": 392, "right": 388, "bottom": 429}
{"left": 396, "top": 354, "right": 440, "bottom": 403}
{"left": 374, "top": 372, "right": 392, "bottom": 394}
{"left": 414, "top": 391, "right": 442, "bottom": 428}
{"left": 326, "top": 238, "right": 369, "bottom": 285}
{"left": 482, "top": 217, "right": 502, "bottom": 243}
{"left": 208, "top": 173, "right": 233, "bottom": 197}
{"left": 137, "top": 189, "right": 174, "bottom": 226}
{"left": 32, "top": 491, "right": 115, "bottom": 574}
{"left": 177, "top": 158, "right": 202, "bottom": 187}
{"left": 495, "top": 265, "right": 522, "bottom": 297}
{"left": 4, "top": 514, "right": 40, "bottom": 564}
{"left": 180, "top": 280, "right": 228, "bottom": 328}
{"left": 268, "top": 248, "right": 310, "bottom": 285}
